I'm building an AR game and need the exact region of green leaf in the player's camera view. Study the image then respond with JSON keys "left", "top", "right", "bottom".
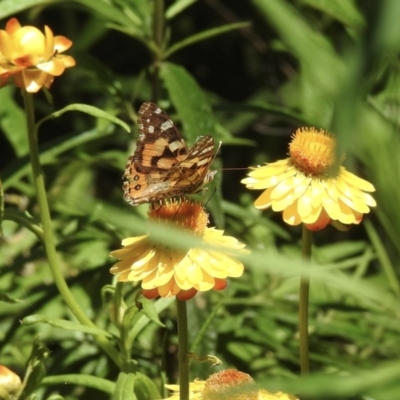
{"left": 165, "top": 0, "right": 198, "bottom": 19}
{"left": 160, "top": 62, "right": 219, "bottom": 143}
{"left": 36, "top": 104, "right": 130, "bottom": 133}
{"left": 113, "top": 372, "right": 137, "bottom": 400}
{"left": 73, "top": 0, "right": 134, "bottom": 27}
{"left": 252, "top": 0, "right": 344, "bottom": 123}
{"left": 3, "top": 209, "right": 44, "bottom": 242}
{"left": 134, "top": 372, "right": 161, "bottom": 400}
{"left": 2, "top": 126, "right": 115, "bottom": 191}
{"left": 0, "top": 178, "right": 3, "bottom": 236}
{"left": 42, "top": 375, "right": 115, "bottom": 395}
{"left": 165, "top": 22, "right": 250, "bottom": 58}
{"left": 128, "top": 297, "right": 174, "bottom": 344}
{"left": 19, "top": 339, "right": 49, "bottom": 399}
{"left": 0, "top": 0, "right": 55, "bottom": 19}
{"left": 0, "top": 86, "right": 28, "bottom": 156}
{"left": 300, "top": 0, "right": 364, "bottom": 29}
{"left": 140, "top": 297, "right": 165, "bottom": 327}
{"left": 0, "top": 293, "right": 22, "bottom": 304}
{"left": 22, "top": 315, "right": 113, "bottom": 338}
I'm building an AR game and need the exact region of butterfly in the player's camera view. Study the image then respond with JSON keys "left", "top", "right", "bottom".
{"left": 123, "top": 102, "right": 217, "bottom": 205}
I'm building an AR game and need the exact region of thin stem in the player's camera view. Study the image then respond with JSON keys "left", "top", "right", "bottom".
{"left": 364, "top": 219, "right": 400, "bottom": 298}
{"left": 151, "top": 0, "right": 164, "bottom": 102}
{"left": 22, "top": 91, "right": 121, "bottom": 368}
{"left": 299, "top": 224, "right": 312, "bottom": 375}
{"left": 176, "top": 299, "right": 189, "bottom": 400}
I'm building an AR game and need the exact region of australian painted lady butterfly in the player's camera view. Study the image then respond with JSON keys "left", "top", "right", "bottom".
{"left": 123, "top": 102, "right": 216, "bottom": 205}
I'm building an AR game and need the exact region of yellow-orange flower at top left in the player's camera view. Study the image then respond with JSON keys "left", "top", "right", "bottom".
{"left": 0, "top": 18, "right": 75, "bottom": 92}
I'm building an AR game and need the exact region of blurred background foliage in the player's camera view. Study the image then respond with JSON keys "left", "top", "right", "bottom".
{"left": 1, "top": 0, "right": 400, "bottom": 399}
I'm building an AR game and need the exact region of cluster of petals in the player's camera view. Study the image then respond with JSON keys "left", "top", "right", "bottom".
{"left": 110, "top": 199, "right": 246, "bottom": 300}
{"left": 0, "top": 18, "right": 75, "bottom": 92}
{"left": 242, "top": 128, "right": 376, "bottom": 231}
{"left": 163, "top": 369, "right": 299, "bottom": 400}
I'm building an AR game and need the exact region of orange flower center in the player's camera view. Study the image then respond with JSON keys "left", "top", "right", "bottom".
{"left": 148, "top": 198, "right": 208, "bottom": 236}
{"left": 289, "top": 127, "right": 338, "bottom": 176}
{"left": 203, "top": 369, "right": 258, "bottom": 400}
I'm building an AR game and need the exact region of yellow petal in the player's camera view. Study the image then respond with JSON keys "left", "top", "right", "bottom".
{"left": 340, "top": 167, "right": 375, "bottom": 192}
{"left": 282, "top": 201, "right": 302, "bottom": 225}
{"left": 337, "top": 199, "right": 357, "bottom": 224}
{"left": 254, "top": 187, "right": 273, "bottom": 209}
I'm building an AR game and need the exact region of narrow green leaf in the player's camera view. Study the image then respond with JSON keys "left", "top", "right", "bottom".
{"left": 19, "top": 339, "right": 49, "bottom": 399}
{"left": 73, "top": 0, "right": 134, "bottom": 27}
{"left": 140, "top": 297, "right": 165, "bottom": 327}
{"left": 22, "top": 315, "right": 113, "bottom": 338}
{"left": 3, "top": 209, "right": 44, "bottom": 242}
{"left": 165, "top": 0, "right": 198, "bottom": 19}
{"left": 113, "top": 372, "right": 137, "bottom": 400}
{"left": 42, "top": 375, "right": 115, "bottom": 395}
{"left": 0, "top": 293, "right": 22, "bottom": 304}
{"left": 160, "top": 62, "right": 218, "bottom": 142}
{"left": 0, "top": 86, "right": 28, "bottom": 156}
{"left": 252, "top": 0, "right": 343, "bottom": 94}
{"left": 300, "top": 0, "right": 364, "bottom": 28}
{"left": 134, "top": 372, "right": 161, "bottom": 400}
{"left": 2, "top": 126, "right": 114, "bottom": 191}
{"left": 36, "top": 104, "right": 130, "bottom": 133}
{"left": 0, "top": 0, "right": 55, "bottom": 19}
{"left": 165, "top": 22, "right": 250, "bottom": 58}
{"left": 0, "top": 178, "right": 3, "bottom": 236}
{"left": 128, "top": 297, "right": 174, "bottom": 344}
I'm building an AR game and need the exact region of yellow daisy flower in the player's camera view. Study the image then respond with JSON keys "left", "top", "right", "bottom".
{"left": 241, "top": 128, "right": 376, "bottom": 231}
{"left": 163, "top": 369, "right": 299, "bottom": 400}
{"left": 0, "top": 365, "right": 21, "bottom": 397}
{"left": 0, "top": 18, "right": 75, "bottom": 92}
{"left": 110, "top": 199, "right": 246, "bottom": 300}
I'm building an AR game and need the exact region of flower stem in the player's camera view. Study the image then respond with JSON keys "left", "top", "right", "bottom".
{"left": 22, "top": 91, "right": 121, "bottom": 368}
{"left": 176, "top": 299, "right": 189, "bottom": 400}
{"left": 299, "top": 224, "right": 312, "bottom": 375}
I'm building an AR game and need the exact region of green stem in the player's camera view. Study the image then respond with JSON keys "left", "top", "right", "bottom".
{"left": 151, "top": 0, "right": 164, "bottom": 102}
{"left": 176, "top": 299, "right": 189, "bottom": 400}
{"left": 22, "top": 91, "right": 121, "bottom": 368}
{"left": 364, "top": 219, "right": 400, "bottom": 298}
{"left": 299, "top": 224, "right": 312, "bottom": 375}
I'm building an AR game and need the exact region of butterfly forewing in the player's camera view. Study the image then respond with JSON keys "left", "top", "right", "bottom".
{"left": 123, "top": 102, "right": 216, "bottom": 205}
{"left": 134, "top": 102, "right": 188, "bottom": 170}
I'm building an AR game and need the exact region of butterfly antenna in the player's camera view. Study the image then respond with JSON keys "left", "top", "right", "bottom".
{"left": 204, "top": 187, "right": 217, "bottom": 208}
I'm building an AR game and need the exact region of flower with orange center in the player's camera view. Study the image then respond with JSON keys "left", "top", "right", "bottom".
{"left": 163, "top": 369, "right": 299, "bottom": 399}
{"left": 241, "top": 128, "right": 376, "bottom": 231}
{"left": 110, "top": 199, "right": 246, "bottom": 300}
{"left": 0, "top": 18, "right": 75, "bottom": 92}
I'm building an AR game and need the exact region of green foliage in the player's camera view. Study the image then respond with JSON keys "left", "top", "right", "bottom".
{"left": 1, "top": 1, "right": 400, "bottom": 400}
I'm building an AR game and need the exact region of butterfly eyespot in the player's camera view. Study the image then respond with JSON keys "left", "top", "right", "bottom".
{"left": 135, "top": 184, "right": 141, "bottom": 190}
{"left": 133, "top": 175, "right": 140, "bottom": 181}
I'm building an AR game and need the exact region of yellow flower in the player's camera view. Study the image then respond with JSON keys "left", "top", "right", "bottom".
{"left": 110, "top": 199, "right": 246, "bottom": 300}
{"left": 163, "top": 369, "right": 299, "bottom": 400}
{"left": 0, "top": 18, "right": 75, "bottom": 92}
{"left": 0, "top": 365, "right": 21, "bottom": 397}
{"left": 241, "top": 128, "right": 376, "bottom": 231}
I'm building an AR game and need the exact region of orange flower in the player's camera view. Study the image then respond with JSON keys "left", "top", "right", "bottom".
{"left": 110, "top": 199, "right": 246, "bottom": 301}
{"left": 0, "top": 365, "right": 21, "bottom": 397}
{"left": 242, "top": 128, "right": 376, "bottom": 231}
{"left": 164, "top": 369, "right": 299, "bottom": 399}
{"left": 0, "top": 18, "right": 75, "bottom": 92}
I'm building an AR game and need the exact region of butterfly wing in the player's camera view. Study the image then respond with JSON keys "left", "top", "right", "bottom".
{"left": 123, "top": 102, "right": 216, "bottom": 205}
{"left": 165, "top": 135, "right": 216, "bottom": 192}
